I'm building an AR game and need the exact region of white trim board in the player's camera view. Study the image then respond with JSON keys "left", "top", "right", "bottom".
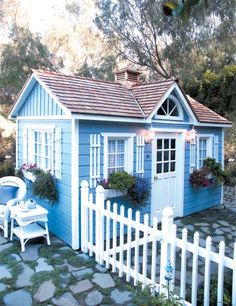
{"left": 71, "top": 118, "right": 79, "bottom": 250}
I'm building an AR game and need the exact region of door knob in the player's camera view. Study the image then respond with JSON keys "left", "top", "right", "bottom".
{"left": 154, "top": 175, "right": 158, "bottom": 180}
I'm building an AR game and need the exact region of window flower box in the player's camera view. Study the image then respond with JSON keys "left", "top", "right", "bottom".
{"left": 22, "top": 170, "right": 36, "bottom": 182}
{"left": 104, "top": 189, "right": 127, "bottom": 200}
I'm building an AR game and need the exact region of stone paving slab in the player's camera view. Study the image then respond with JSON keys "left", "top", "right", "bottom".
{"left": 52, "top": 292, "right": 80, "bottom": 306}
{"left": 16, "top": 263, "right": 34, "bottom": 288}
{"left": 0, "top": 242, "right": 13, "bottom": 252}
{"left": 33, "top": 279, "right": 56, "bottom": 302}
{"left": 3, "top": 289, "right": 32, "bottom": 306}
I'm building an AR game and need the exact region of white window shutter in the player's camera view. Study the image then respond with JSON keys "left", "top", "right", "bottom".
{"left": 54, "top": 127, "right": 62, "bottom": 179}
{"left": 22, "top": 127, "right": 28, "bottom": 163}
{"left": 90, "top": 134, "right": 101, "bottom": 188}
{"left": 213, "top": 135, "right": 219, "bottom": 162}
{"left": 136, "top": 135, "right": 145, "bottom": 177}
{"left": 190, "top": 143, "right": 197, "bottom": 173}
{"left": 28, "top": 128, "right": 34, "bottom": 163}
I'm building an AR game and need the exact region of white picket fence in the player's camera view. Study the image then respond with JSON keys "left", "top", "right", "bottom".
{"left": 80, "top": 180, "right": 236, "bottom": 306}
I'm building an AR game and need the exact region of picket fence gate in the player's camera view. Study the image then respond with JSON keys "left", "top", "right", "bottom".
{"left": 80, "top": 180, "right": 236, "bottom": 306}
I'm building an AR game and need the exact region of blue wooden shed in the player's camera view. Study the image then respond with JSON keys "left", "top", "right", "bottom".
{"left": 9, "top": 68, "right": 231, "bottom": 249}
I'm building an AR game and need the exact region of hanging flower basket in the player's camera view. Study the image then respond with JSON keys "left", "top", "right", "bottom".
{"left": 22, "top": 170, "right": 36, "bottom": 182}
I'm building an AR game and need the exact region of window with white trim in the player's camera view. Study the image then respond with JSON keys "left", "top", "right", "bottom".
{"left": 156, "top": 95, "right": 183, "bottom": 120}
{"left": 23, "top": 126, "right": 61, "bottom": 179}
{"left": 102, "top": 133, "right": 134, "bottom": 179}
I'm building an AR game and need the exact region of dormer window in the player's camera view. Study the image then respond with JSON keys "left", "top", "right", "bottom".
{"left": 156, "top": 95, "right": 183, "bottom": 120}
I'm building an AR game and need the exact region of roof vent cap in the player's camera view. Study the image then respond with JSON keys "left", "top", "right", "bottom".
{"left": 114, "top": 67, "right": 141, "bottom": 89}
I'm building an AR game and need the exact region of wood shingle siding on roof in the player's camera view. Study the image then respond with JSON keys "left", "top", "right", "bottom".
{"left": 187, "top": 96, "right": 231, "bottom": 124}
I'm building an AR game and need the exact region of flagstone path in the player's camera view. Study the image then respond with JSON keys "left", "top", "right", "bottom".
{"left": 0, "top": 187, "right": 235, "bottom": 305}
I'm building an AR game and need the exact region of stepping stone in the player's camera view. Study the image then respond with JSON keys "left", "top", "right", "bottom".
{"left": 72, "top": 268, "right": 93, "bottom": 280}
{"left": 10, "top": 254, "right": 22, "bottom": 262}
{"left": 0, "top": 242, "right": 13, "bottom": 252}
{"left": 214, "top": 236, "right": 225, "bottom": 243}
{"left": 62, "top": 260, "right": 81, "bottom": 272}
{"left": 70, "top": 279, "right": 93, "bottom": 294}
{"left": 0, "top": 283, "right": 7, "bottom": 292}
{"left": 0, "top": 264, "right": 12, "bottom": 279}
{"left": 95, "top": 264, "right": 107, "bottom": 273}
{"left": 110, "top": 289, "right": 132, "bottom": 304}
{"left": 92, "top": 273, "right": 115, "bottom": 289}
{"left": 33, "top": 279, "right": 56, "bottom": 302}
{"left": 85, "top": 290, "right": 103, "bottom": 306}
{"left": 3, "top": 289, "right": 32, "bottom": 306}
{"left": 59, "top": 246, "right": 72, "bottom": 251}
{"left": 215, "top": 228, "right": 224, "bottom": 235}
{"left": 20, "top": 244, "right": 41, "bottom": 261}
{"left": 0, "top": 235, "right": 7, "bottom": 245}
{"left": 60, "top": 272, "right": 71, "bottom": 288}
{"left": 218, "top": 220, "right": 230, "bottom": 227}
{"left": 194, "top": 223, "right": 209, "bottom": 227}
{"left": 77, "top": 253, "right": 91, "bottom": 261}
{"left": 185, "top": 224, "right": 194, "bottom": 232}
{"left": 52, "top": 292, "right": 80, "bottom": 306}
{"left": 35, "top": 258, "right": 53, "bottom": 273}
{"left": 16, "top": 263, "right": 34, "bottom": 288}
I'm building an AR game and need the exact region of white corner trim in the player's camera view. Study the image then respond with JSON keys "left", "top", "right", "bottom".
{"left": 71, "top": 118, "right": 79, "bottom": 249}
{"left": 221, "top": 129, "right": 225, "bottom": 204}
{"left": 71, "top": 113, "right": 146, "bottom": 123}
{"left": 15, "top": 118, "right": 19, "bottom": 169}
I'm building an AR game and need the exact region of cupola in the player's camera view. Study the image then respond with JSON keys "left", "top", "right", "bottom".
{"left": 114, "top": 67, "right": 141, "bottom": 89}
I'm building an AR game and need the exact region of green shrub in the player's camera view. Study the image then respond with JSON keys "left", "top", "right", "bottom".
{"left": 109, "top": 171, "right": 135, "bottom": 191}
{"left": 0, "top": 160, "right": 15, "bottom": 178}
{"left": 132, "top": 284, "right": 182, "bottom": 306}
{"left": 224, "top": 163, "right": 236, "bottom": 187}
{"left": 32, "top": 169, "right": 58, "bottom": 205}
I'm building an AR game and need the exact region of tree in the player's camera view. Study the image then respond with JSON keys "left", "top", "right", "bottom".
{"left": 95, "top": 0, "right": 235, "bottom": 79}
{"left": 0, "top": 25, "right": 61, "bottom": 105}
{"left": 76, "top": 54, "right": 118, "bottom": 81}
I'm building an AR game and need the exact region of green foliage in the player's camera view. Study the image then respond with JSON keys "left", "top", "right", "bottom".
{"left": 196, "top": 277, "right": 232, "bottom": 305}
{"left": 203, "top": 157, "right": 226, "bottom": 184}
{"left": 0, "top": 160, "right": 15, "bottom": 178}
{"left": 190, "top": 157, "right": 226, "bottom": 187}
{"left": 32, "top": 169, "right": 58, "bottom": 205}
{"left": 224, "top": 164, "right": 236, "bottom": 187}
{"left": 132, "top": 284, "right": 182, "bottom": 306}
{"left": 109, "top": 171, "right": 135, "bottom": 191}
{"left": 0, "top": 25, "right": 61, "bottom": 105}
{"left": 185, "top": 65, "right": 236, "bottom": 116}
{"left": 76, "top": 54, "right": 117, "bottom": 81}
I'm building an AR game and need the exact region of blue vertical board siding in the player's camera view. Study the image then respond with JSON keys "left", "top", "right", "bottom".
{"left": 18, "top": 83, "right": 65, "bottom": 116}
{"left": 17, "top": 119, "right": 72, "bottom": 245}
{"left": 183, "top": 126, "right": 223, "bottom": 215}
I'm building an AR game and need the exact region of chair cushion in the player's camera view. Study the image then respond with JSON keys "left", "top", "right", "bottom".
{"left": 0, "top": 186, "right": 19, "bottom": 204}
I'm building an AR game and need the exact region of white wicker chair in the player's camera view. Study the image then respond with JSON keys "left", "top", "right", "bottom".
{"left": 0, "top": 176, "right": 27, "bottom": 238}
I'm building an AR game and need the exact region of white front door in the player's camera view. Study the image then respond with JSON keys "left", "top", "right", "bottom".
{"left": 151, "top": 132, "right": 184, "bottom": 220}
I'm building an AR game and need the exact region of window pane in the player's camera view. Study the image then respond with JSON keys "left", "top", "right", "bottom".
{"left": 164, "top": 162, "right": 169, "bottom": 173}
{"left": 157, "top": 139, "right": 162, "bottom": 150}
{"left": 170, "top": 162, "right": 175, "bottom": 172}
{"left": 164, "top": 151, "right": 169, "bottom": 161}
{"left": 157, "top": 107, "right": 166, "bottom": 115}
{"left": 171, "top": 139, "right": 175, "bottom": 149}
{"left": 171, "top": 150, "right": 176, "bottom": 160}
{"left": 156, "top": 163, "right": 162, "bottom": 174}
{"left": 117, "top": 154, "right": 124, "bottom": 167}
{"left": 108, "top": 140, "right": 115, "bottom": 153}
{"left": 164, "top": 139, "right": 169, "bottom": 149}
{"left": 108, "top": 154, "right": 115, "bottom": 168}
{"left": 157, "top": 151, "right": 162, "bottom": 162}
{"left": 171, "top": 107, "right": 179, "bottom": 116}
{"left": 117, "top": 140, "right": 125, "bottom": 153}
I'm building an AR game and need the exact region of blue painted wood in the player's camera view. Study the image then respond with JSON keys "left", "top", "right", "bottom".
{"left": 17, "top": 119, "right": 72, "bottom": 245}
{"left": 18, "top": 83, "right": 65, "bottom": 117}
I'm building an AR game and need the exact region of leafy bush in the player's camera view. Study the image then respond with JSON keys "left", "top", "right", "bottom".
{"left": 109, "top": 171, "right": 135, "bottom": 191}
{"left": 0, "top": 160, "right": 15, "bottom": 178}
{"left": 203, "top": 157, "right": 226, "bottom": 184}
{"left": 189, "top": 167, "right": 211, "bottom": 187}
{"left": 132, "top": 284, "right": 182, "bottom": 306}
{"left": 128, "top": 176, "right": 150, "bottom": 203}
{"left": 195, "top": 277, "right": 232, "bottom": 306}
{"left": 224, "top": 163, "right": 236, "bottom": 187}
{"left": 32, "top": 169, "right": 58, "bottom": 205}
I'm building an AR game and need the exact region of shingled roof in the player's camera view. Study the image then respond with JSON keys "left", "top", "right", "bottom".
{"left": 31, "top": 70, "right": 230, "bottom": 125}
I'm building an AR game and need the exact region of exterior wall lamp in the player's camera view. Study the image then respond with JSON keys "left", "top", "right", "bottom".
{"left": 186, "top": 126, "right": 197, "bottom": 144}
{"left": 144, "top": 130, "right": 155, "bottom": 143}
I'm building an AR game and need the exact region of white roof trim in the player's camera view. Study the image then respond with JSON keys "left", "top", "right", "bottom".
{"left": 147, "top": 83, "right": 198, "bottom": 124}
{"left": 9, "top": 73, "right": 71, "bottom": 119}
{"left": 71, "top": 113, "right": 146, "bottom": 123}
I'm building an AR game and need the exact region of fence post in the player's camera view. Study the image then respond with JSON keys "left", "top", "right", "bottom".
{"left": 160, "top": 206, "right": 174, "bottom": 294}
{"left": 95, "top": 184, "right": 105, "bottom": 264}
{"left": 81, "top": 180, "right": 89, "bottom": 253}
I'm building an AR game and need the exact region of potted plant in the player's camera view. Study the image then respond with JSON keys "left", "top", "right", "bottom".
{"left": 128, "top": 176, "right": 151, "bottom": 203}
{"left": 20, "top": 163, "right": 37, "bottom": 181}
{"left": 98, "top": 171, "right": 135, "bottom": 200}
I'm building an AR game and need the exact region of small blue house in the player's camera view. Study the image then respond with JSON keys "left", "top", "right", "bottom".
{"left": 9, "top": 68, "right": 231, "bottom": 249}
